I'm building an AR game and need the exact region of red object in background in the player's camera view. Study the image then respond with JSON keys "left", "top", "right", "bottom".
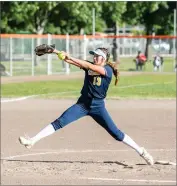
{"left": 138, "top": 53, "right": 147, "bottom": 62}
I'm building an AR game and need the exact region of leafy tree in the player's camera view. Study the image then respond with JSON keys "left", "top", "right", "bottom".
{"left": 122, "top": 2, "right": 174, "bottom": 57}
{"left": 154, "top": 2, "right": 176, "bottom": 35}
{"left": 1, "top": 2, "right": 22, "bottom": 33}
{"left": 1, "top": 2, "right": 58, "bottom": 34}
{"left": 100, "top": 2, "right": 127, "bottom": 28}
{"left": 1, "top": 1, "right": 175, "bottom": 57}
{"left": 99, "top": 2, "right": 127, "bottom": 61}
{"left": 1, "top": 1, "right": 105, "bottom": 35}
{"left": 48, "top": 2, "right": 104, "bottom": 34}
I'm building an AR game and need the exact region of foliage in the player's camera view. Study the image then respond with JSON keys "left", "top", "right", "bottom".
{"left": 1, "top": 1, "right": 175, "bottom": 35}
{"left": 155, "top": 2, "right": 176, "bottom": 35}
{"left": 122, "top": 2, "right": 175, "bottom": 57}
{"left": 1, "top": 2, "right": 21, "bottom": 33}
{"left": 123, "top": 2, "right": 169, "bottom": 34}
{"left": 100, "top": 2, "right": 127, "bottom": 28}
{"left": 1, "top": 2, "right": 58, "bottom": 34}
{"left": 48, "top": 2, "right": 104, "bottom": 34}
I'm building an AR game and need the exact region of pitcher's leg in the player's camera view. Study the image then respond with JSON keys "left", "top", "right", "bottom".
{"left": 90, "top": 107, "right": 154, "bottom": 165}
{"left": 90, "top": 108, "right": 125, "bottom": 141}
{"left": 19, "top": 103, "right": 88, "bottom": 148}
{"left": 51, "top": 103, "right": 88, "bottom": 130}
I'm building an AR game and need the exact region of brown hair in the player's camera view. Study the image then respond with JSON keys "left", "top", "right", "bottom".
{"left": 98, "top": 47, "right": 119, "bottom": 85}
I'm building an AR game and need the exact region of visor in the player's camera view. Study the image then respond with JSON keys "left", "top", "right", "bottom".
{"left": 89, "top": 49, "right": 106, "bottom": 60}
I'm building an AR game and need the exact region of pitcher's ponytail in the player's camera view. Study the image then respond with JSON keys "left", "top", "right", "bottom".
{"left": 98, "top": 47, "right": 119, "bottom": 85}
{"left": 106, "top": 61, "right": 119, "bottom": 85}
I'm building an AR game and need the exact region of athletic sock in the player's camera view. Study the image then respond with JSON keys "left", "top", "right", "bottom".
{"left": 31, "top": 124, "right": 55, "bottom": 144}
{"left": 122, "top": 134, "right": 143, "bottom": 155}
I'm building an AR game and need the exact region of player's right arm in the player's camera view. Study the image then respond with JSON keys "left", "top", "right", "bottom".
{"left": 53, "top": 49, "right": 82, "bottom": 68}
{"left": 53, "top": 50, "right": 106, "bottom": 76}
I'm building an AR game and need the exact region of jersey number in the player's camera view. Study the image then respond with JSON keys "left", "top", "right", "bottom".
{"left": 93, "top": 77, "right": 101, "bottom": 86}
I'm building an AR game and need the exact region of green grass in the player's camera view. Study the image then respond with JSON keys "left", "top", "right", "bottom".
{"left": 1, "top": 57, "right": 175, "bottom": 76}
{"left": 118, "top": 57, "right": 175, "bottom": 72}
{"left": 1, "top": 60, "right": 81, "bottom": 76}
{"left": 1, "top": 74, "right": 176, "bottom": 99}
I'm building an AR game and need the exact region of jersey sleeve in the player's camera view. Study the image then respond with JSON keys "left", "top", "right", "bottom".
{"left": 104, "top": 65, "right": 113, "bottom": 78}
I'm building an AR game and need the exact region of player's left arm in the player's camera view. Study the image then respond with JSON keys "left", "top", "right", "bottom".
{"left": 66, "top": 56, "right": 106, "bottom": 76}
{"left": 64, "top": 58, "right": 82, "bottom": 68}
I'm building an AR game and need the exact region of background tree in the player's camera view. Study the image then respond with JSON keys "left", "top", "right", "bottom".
{"left": 100, "top": 2, "right": 127, "bottom": 28}
{"left": 1, "top": 2, "right": 58, "bottom": 34}
{"left": 155, "top": 2, "right": 176, "bottom": 54}
{"left": 122, "top": 2, "right": 175, "bottom": 58}
{"left": 1, "top": 1, "right": 175, "bottom": 59}
{"left": 1, "top": 2, "right": 22, "bottom": 33}
{"left": 100, "top": 2, "right": 127, "bottom": 62}
{"left": 47, "top": 2, "right": 104, "bottom": 35}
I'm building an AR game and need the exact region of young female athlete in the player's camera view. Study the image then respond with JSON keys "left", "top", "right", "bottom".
{"left": 19, "top": 47, "right": 154, "bottom": 165}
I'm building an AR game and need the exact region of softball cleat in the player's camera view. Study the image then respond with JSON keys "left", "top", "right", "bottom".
{"left": 19, "top": 136, "right": 34, "bottom": 149}
{"left": 140, "top": 147, "right": 154, "bottom": 165}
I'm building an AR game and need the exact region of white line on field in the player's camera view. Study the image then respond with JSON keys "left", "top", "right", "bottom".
{"left": 81, "top": 177, "right": 176, "bottom": 183}
{"left": 2, "top": 148, "right": 176, "bottom": 160}
{"left": 36, "top": 90, "right": 79, "bottom": 96}
{"left": 1, "top": 81, "right": 175, "bottom": 103}
{"left": 1, "top": 91, "right": 79, "bottom": 103}
{"left": 1, "top": 95, "right": 36, "bottom": 103}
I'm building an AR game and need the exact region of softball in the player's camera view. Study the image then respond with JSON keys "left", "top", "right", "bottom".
{"left": 58, "top": 52, "right": 65, "bottom": 60}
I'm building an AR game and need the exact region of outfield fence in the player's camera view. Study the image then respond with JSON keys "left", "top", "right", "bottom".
{"left": 0, "top": 34, "right": 176, "bottom": 76}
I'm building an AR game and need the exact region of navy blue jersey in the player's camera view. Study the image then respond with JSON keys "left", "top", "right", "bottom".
{"left": 81, "top": 65, "right": 113, "bottom": 99}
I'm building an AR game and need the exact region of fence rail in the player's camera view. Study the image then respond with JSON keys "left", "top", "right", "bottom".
{"left": 0, "top": 34, "right": 176, "bottom": 76}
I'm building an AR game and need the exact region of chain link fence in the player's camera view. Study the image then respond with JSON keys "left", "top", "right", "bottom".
{"left": 0, "top": 34, "right": 176, "bottom": 76}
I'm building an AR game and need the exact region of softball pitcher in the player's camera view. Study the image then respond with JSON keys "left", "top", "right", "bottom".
{"left": 19, "top": 46, "right": 154, "bottom": 165}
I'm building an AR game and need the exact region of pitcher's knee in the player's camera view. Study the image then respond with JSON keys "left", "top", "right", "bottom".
{"left": 51, "top": 118, "right": 64, "bottom": 131}
{"left": 114, "top": 130, "right": 125, "bottom": 141}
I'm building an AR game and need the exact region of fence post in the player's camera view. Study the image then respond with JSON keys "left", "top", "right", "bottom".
{"left": 65, "top": 33, "right": 70, "bottom": 74}
{"left": 159, "top": 38, "right": 161, "bottom": 52}
{"left": 10, "top": 37, "right": 13, "bottom": 76}
{"left": 158, "top": 38, "right": 163, "bottom": 72}
{"left": 22, "top": 37, "right": 24, "bottom": 61}
{"left": 83, "top": 34, "right": 87, "bottom": 60}
{"left": 47, "top": 34, "right": 52, "bottom": 75}
{"left": 122, "top": 24, "right": 125, "bottom": 56}
{"left": 116, "top": 25, "right": 120, "bottom": 59}
{"left": 130, "top": 37, "right": 133, "bottom": 56}
{"left": 31, "top": 38, "right": 34, "bottom": 76}
{"left": 173, "top": 9, "right": 176, "bottom": 70}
